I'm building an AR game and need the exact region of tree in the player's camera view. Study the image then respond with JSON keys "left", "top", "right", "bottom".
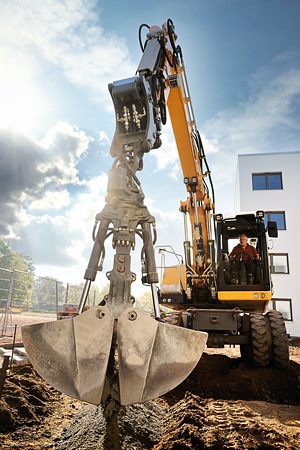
{"left": 31, "top": 276, "right": 65, "bottom": 312}
{"left": 99, "top": 283, "right": 110, "bottom": 300}
{"left": 135, "top": 290, "right": 153, "bottom": 313}
{"left": 0, "top": 238, "right": 35, "bottom": 274}
{"left": 0, "top": 238, "right": 35, "bottom": 309}
{"left": 65, "top": 282, "right": 104, "bottom": 307}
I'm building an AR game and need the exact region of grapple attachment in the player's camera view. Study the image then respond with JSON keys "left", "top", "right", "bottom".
{"left": 21, "top": 27, "right": 211, "bottom": 409}
{"left": 22, "top": 306, "right": 207, "bottom": 406}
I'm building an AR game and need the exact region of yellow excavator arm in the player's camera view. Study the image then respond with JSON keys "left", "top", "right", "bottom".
{"left": 167, "top": 56, "right": 214, "bottom": 258}
{"left": 138, "top": 20, "right": 215, "bottom": 290}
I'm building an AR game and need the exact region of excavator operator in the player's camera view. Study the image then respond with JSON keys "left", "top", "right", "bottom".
{"left": 230, "top": 234, "right": 259, "bottom": 285}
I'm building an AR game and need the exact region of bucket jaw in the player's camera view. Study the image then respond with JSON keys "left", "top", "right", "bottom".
{"left": 22, "top": 306, "right": 114, "bottom": 405}
{"left": 118, "top": 307, "right": 207, "bottom": 405}
{"left": 22, "top": 306, "right": 207, "bottom": 406}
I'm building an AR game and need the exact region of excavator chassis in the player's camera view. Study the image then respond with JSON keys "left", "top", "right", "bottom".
{"left": 173, "top": 307, "right": 289, "bottom": 369}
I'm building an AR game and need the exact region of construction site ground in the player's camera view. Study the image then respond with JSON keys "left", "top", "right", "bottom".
{"left": 0, "top": 315, "right": 299, "bottom": 449}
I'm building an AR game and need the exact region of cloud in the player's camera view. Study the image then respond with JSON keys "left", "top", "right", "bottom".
{"left": 150, "top": 128, "right": 178, "bottom": 172}
{"left": 0, "top": 0, "right": 136, "bottom": 104}
{"left": 13, "top": 213, "right": 76, "bottom": 266}
{"left": 146, "top": 51, "right": 300, "bottom": 215}
{"left": 97, "top": 130, "right": 111, "bottom": 157}
{"left": 202, "top": 53, "right": 300, "bottom": 201}
{"left": 0, "top": 122, "right": 91, "bottom": 238}
{"left": 206, "top": 52, "right": 300, "bottom": 153}
{"left": 29, "top": 189, "right": 71, "bottom": 210}
{"left": 12, "top": 173, "right": 108, "bottom": 268}
{"left": 149, "top": 119, "right": 220, "bottom": 185}
{"left": 0, "top": 0, "right": 120, "bottom": 280}
{"left": 40, "top": 121, "right": 91, "bottom": 185}
{"left": 98, "top": 130, "right": 110, "bottom": 147}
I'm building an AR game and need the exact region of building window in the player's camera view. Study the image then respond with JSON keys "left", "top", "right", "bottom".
{"left": 269, "top": 254, "right": 289, "bottom": 274}
{"left": 265, "top": 211, "right": 286, "bottom": 230}
{"left": 269, "top": 299, "right": 293, "bottom": 321}
{"left": 252, "top": 172, "right": 283, "bottom": 190}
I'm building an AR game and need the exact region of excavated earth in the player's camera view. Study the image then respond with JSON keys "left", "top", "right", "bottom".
{"left": 0, "top": 338, "right": 299, "bottom": 449}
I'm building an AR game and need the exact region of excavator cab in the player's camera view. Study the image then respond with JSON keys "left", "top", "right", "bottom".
{"left": 215, "top": 211, "right": 277, "bottom": 313}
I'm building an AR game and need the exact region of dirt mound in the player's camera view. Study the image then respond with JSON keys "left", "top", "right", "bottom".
{"left": 155, "top": 349, "right": 300, "bottom": 449}
{"left": 0, "top": 366, "right": 60, "bottom": 432}
{"left": 164, "top": 352, "right": 300, "bottom": 406}
{"left": 154, "top": 392, "right": 300, "bottom": 450}
{"left": 0, "top": 346, "right": 299, "bottom": 449}
{"left": 0, "top": 366, "right": 80, "bottom": 449}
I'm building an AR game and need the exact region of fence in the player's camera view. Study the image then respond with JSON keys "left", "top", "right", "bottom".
{"left": 0, "top": 267, "right": 103, "bottom": 337}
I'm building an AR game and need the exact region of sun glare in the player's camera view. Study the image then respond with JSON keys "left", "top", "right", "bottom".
{"left": 0, "top": 72, "right": 42, "bottom": 133}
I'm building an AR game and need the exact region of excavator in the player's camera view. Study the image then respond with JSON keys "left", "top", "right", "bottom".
{"left": 22, "top": 19, "right": 289, "bottom": 413}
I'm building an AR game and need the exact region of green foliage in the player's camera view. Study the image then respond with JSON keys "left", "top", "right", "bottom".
{"left": 0, "top": 239, "right": 35, "bottom": 308}
{"left": 98, "top": 283, "right": 109, "bottom": 300}
{"left": 0, "top": 239, "right": 34, "bottom": 274}
{"left": 65, "top": 282, "right": 85, "bottom": 305}
{"left": 135, "top": 290, "right": 153, "bottom": 313}
{"left": 65, "top": 282, "right": 104, "bottom": 307}
{"left": 31, "top": 276, "right": 65, "bottom": 311}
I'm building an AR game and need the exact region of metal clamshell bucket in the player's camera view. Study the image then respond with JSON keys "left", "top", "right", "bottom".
{"left": 22, "top": 306, "right": 207, "bottom": 406}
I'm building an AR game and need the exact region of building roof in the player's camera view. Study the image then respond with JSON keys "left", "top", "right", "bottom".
{"left": 238, "top": 150, "right": 300, "bottom": 158}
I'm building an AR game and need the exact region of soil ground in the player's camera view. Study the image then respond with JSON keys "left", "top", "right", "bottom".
{"left": 0, "top": 317, "right": 299, "bottom": 449}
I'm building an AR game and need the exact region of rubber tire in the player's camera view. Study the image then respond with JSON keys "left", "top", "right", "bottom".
{"left": 267, "top": 310, "right": 290, "bottom": 369}
{"left": 249, "top": 314, "right": 270, "bottom": 367}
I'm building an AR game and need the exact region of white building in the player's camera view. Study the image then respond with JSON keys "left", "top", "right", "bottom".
{"left": 235, "top": 151, "right": 300, "bottom": 337}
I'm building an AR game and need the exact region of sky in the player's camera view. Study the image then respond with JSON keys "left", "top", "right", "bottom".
{"left": 1, "top": 0, "right": 300, "bottom": 294}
